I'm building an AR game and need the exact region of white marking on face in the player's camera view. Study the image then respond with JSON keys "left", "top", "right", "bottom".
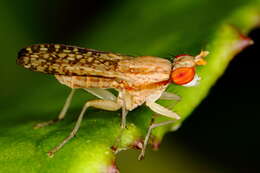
{"left": 182, "top": 74, "right": 201, "bottom": 87}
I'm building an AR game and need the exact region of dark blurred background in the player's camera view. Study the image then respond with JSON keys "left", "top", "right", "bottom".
{"left": 172, "top": 29, "right": 260, "bottom": 173}
{"left": 0, "top": 0, "right": 259, "bottom": 173}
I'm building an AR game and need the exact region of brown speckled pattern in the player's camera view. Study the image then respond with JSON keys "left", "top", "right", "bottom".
{"left": 17, "top": 44, "right": 132, "bottom": 76}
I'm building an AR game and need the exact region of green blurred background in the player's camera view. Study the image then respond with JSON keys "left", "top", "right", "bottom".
{"left": 0, "top": 0, "right": 259, "bottom": 172}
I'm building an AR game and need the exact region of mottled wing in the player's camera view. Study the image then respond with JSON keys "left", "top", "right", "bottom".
{"left": 17, "top": 44, "right": 132, "bottom": 77}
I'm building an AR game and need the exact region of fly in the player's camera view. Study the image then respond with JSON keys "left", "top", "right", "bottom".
{"left": 17, "top": 44, "right": 208, "bottom": 159}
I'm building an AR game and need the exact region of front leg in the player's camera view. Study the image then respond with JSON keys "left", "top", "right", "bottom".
{"left": 146, "top": 101, "right": 180, "bottom": 119}
{"left": 159, "top": 91, "right": 181, "bottom": 101}
{"left": 48, "top": 99, "right": 122, "bottom": 157}
{"left": 138, "top": 120, "right": 175, "bottom": 160}
{"left": 139, "top": 101, "right": 180, "bottom": 159}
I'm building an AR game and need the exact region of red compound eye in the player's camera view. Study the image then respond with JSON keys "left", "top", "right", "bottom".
{"left": 171, "top": 67, "right": 195, "bottom": 85}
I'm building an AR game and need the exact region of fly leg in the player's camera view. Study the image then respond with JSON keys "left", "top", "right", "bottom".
{"left": 47, "top": 88, "right": 121, "bottom": 157}
{"left": 34, "top": 89, "right": 76, "bottom": 129}
{"left": 84, "top": 88, "right": 117, "bottom": 101}
{"left": 85, "top": 88, "right": 128, "bottom": 128}
{"left": 48, "top": 99, "right": 122, "bottom": 157}
{"left": 121, "top": 100, "right": 128, "bottom": 128}
{"left": 111, "top": 91, "right": 129, "bottom": 153}
{"left": 159, "top": 91, "right": 181, "bottom": 101}
{"left": 146, "top": 90, "right": 181, "bottom": 119}
{"left": 138, "top": 120, "right": 175, "bottom": 160}
{"left": 146, "top": 102, "right": 180, "bottom": 120}
{"left": 138, "top": 94, "right": 181, "bottom": 159}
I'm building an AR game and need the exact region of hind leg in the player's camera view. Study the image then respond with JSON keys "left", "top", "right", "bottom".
{"left": 48, "top": 99, "right": 122, "bottom": 157}
{"left": 34, "top": 89, "right": 76, "bottom": 129}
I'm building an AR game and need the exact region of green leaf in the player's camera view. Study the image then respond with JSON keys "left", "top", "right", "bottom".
{"left": 1, "top": 0, "right": 260, "bottom": 172}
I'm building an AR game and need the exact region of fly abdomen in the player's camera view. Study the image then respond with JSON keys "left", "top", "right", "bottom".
{"left": 55, "top": 75, "right": 124, "bottom": 89}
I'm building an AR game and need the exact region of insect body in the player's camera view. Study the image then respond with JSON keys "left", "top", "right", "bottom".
{"left": 17, "top": 44, "right": 208, "bottom": 158}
